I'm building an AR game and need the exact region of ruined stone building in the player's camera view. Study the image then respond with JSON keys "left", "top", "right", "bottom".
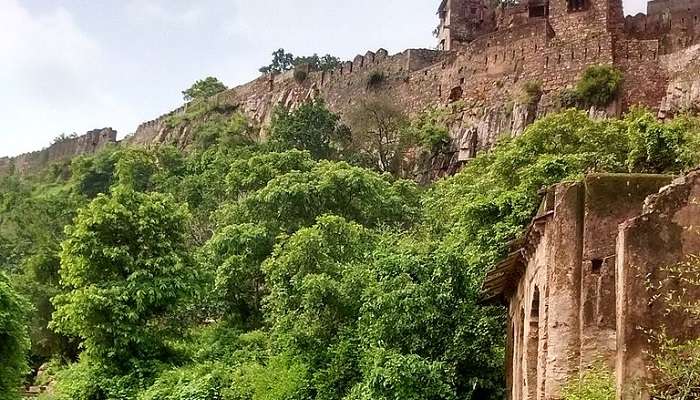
{"left": 482, "top": 172, "right": 700, "bottom": 399}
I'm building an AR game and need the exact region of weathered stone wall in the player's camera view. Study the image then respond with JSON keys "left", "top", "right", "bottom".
{"left": 616, "top": 170, "right": 700, "bottom": 399}
{"left": 0, "top": 128, "right": 117, "bottom": 177}
{"left": 501, "top": 175, "right": 671, "bottom": 400}
{"left": 6, "top": 0, "right": 700, "bottom": 180}
{"left": 624, "top": 0, "right": 700, "bottom": 54}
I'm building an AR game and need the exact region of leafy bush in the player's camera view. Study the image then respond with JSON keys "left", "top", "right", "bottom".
{"left": 649, "top": 336, "right": 700, "bottom": 399}
{"left": 367, "top": 71, "right": 386, "bottom": 88}
{"left": 0, "top": 272, "right": 30, "bottom": 400}
{"left": 562, "top": 364, "right": 616, "bottom": 400}
{"left": 626, "top": 109, "right": 700, "bottom": 173}
{"left": 518, "top": 80, "right": 543, "bottom": 106}
{"left": 576, "top": 65, "right": 623, "bottom": 108}
{"left": 293, "top": 69, "right": 308, "bottom": 83}
{"left": 559, "top": 88, "right": 583, "bottom": 109}
{"left": 410, "top": 106, "right": 451, "bottom": 152}
{"left": 48, "top": 357, "right": 164, "bottom": 400}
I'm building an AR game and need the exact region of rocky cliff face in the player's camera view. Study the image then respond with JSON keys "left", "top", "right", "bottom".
{"left": 0, "top": 128, "right": 117, "bottom": 177}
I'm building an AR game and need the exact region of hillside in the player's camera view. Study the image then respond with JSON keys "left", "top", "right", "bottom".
{"left": 3, "top": 0, "right": 700, "bottom": 399}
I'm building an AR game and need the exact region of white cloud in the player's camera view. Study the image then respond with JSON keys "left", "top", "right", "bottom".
{"left": 126, "top": 0, "right": 207, "bottom": 26}
{"left": 0, "top": 0, "right": 137, "bottom": 157}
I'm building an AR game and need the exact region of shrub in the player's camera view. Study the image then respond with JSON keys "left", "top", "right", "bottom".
{"left": 293, "top": 70, "right": 308, "bottom": 83}
{"left": 576, "top": 65, "right": 623, "bottom": 108}
{"left": 410, "top": 106, "right": 451, "bottom": 152}
{"left": 562, "top": 364, "right": 616, "bottom": 400}
{"left": 649, "top": 336, "right": 700, "bottom": 399}
{"left": 559, "top": 88, "right": 582, "bottom": 109}
{"left": 367, "top": 71, "right": 386, "bottom": 88}
{"left": 645, "top": 256, "right": 700, "bottom": 399}
{"left": 519, "top": 80, "right": 543, "bottom": 106}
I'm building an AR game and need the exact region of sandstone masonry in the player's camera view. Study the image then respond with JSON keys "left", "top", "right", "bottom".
{"left": 482, "top": 171, "right": 700, "bottom": 399}
{"left": 0, "top": 128, "right": 117, "bottom": 176}
{"left": 126, "top": 0, "right": 700, "bottom": 178}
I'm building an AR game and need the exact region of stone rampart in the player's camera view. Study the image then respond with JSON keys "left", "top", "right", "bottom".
{"left": 0, "top": 128, "right": 117, "bottom": 177}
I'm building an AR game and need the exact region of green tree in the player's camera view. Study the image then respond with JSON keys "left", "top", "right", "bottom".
{"left": 346, "top": 96, "right": 412, "bottom": 174}
{"left": 270, "top": 100, "right": 349, "bottom": 160}
{"left": 200, "top": 223, "right": 273, "bottom": 327}
{"left": 182, "top": 77, "right": 228, "bottom": 102}
{"left": 259, "top": 49, "right": 295, "bottom": 74}
{"left": 70, "top": 147, "right": 119, "bottom": 199}
{"left": 293, "top": 54, "right": 342, "bottom": 72}
{"left": 51, "top": 189, "right": 196, "bottom": 369}
{"left": 0, "top": 272, "right": 30, "bottom": 400}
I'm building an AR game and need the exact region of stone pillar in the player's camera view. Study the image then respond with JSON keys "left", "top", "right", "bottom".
{"left": 544, "top": 182, "right": 585, "bottom": 399}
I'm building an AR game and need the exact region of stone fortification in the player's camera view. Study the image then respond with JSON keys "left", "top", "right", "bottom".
{"left": 123, "top": 0, "right": 700, "bottom": 178}
{"left": 0, "top": 128, "right": 117, "bottom": 176}
{"left": 5, "top": 0, "right": 700, "bottom": 178}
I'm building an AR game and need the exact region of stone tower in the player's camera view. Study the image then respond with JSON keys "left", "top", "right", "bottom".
{"left": 436, "top": 0, "right": 496, "bottom": 50}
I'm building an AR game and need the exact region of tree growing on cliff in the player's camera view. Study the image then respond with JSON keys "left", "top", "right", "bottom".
{"left": 259, "top": 49, "right": 342, "bottom": 74}
{"left": 0, "top": 272, "right": 30, "bottom": 400}
{"left": 575, "top": 65, "right": 623, "bottom": 108}
{"left": 51, "top": 188, "right": 196, "bottom": 370}
{"left": 182, "top": 77, "right": 228, "bottom": 102}
{"left": 270, "top": 99, "right": 350, "bottom": 160}
{"left": 346, "top": 96, "right": 412, "bottom": 175}
{"left": 259, "top": 49, "right": 295, "bottom": 74}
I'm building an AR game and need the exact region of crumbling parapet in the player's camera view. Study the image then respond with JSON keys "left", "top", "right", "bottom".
{"left": 616, "top": 169, "right": 700, "bottom": 399}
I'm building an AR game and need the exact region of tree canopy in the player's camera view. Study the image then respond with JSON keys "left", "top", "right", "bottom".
{"left": 182, "top": 77, "right": 228, "bottom": 102}
{"left": 2, "top": 107, "right": 700, "bottom": 399}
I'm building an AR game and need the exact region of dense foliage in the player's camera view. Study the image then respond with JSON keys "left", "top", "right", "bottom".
{"left": 2, "top": 104, "right": 700, "bottom": 399}
{"left": 0, "top": 272, "right": 29, "bottom": 400}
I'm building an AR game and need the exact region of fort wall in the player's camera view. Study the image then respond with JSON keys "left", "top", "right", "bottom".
{"left": 5, "top": 0, "right": 700, "bottom": 180}
{"left": 0, "top": 128, "right": 117, "bottom": 177}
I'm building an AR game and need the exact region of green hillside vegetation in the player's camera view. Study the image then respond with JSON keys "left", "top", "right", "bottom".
{"left": 1, "top": 101, "right": 700, "bottom": 399}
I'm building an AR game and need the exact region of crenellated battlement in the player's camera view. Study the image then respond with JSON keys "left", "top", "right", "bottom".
{"left": 6, "top": 0, "right": 700, "bottom": 181}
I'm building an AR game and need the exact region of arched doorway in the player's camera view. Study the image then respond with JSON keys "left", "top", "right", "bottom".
{"left": 527, "top": 287, "right": 541, "bottom": 399}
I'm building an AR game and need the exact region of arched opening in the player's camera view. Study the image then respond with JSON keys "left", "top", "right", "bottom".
{"left": 517, "top": 308, "right": 526, "bottom": 400}
{"left": 527, "top": 287, "right": 541, "bottom": 400}
{"left": 448, "top": 86, "right": 463, "bottom": 103}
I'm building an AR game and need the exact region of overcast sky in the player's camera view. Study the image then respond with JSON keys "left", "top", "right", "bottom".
{"left": 0, "top": 0, "right": 648, "bottom": 157}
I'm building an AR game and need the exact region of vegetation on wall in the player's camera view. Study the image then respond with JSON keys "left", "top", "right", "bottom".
{"left": 259, "top": 49, "right": 342, "bottom": 74}
{"left": 366, "top": 71, "right": 386, "bottom": 88}
{"left": 561, "top": 363, "right": 616, "bottom": 400}
{"left": 182, "top": 77, "right": 228, "bottom": 102}
{"left": 559, "top": 65, "right": 624, "bottom": 109}
{"left": 2, "top": 104, "right": 700, "bottom": 399}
